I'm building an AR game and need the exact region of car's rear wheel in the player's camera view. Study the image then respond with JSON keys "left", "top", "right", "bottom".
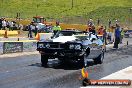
{"left": 94, "top": 52, "right": 104, "bottom": 64}
{"left": 41, "top": 55, "right": 48, "bottom": 67}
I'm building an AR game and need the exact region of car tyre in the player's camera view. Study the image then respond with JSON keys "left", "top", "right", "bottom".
{"left": 94, "top": 52, "right": 104, "bottom": 64}
{"left": 41, "top": 55, "right": 48, "bottom": 67}
{"left": 79, "top": 54, "right": 87, "bottom": 67}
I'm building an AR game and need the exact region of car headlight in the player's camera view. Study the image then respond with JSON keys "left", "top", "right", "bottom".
{"left": 75, "top": 45, "right": 81, "bottom": 50}
{"left": 38, "top": 44, "right": 44, "bottom": 48}
{"left": 69, "top": 44, "right": 74, "bottom": 49}
{"left": 45, "top": 43, "right": 50, "bottom": 48}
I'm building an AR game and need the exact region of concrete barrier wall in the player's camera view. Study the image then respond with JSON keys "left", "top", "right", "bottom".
{"left": 3, "top": 42, "right": 23, "bottom": 54}
{"left": 23, "top": 42, "right": 37, "bottom": 52}
{"left": 0, "top": 41, "right": 37, "bottom": 54}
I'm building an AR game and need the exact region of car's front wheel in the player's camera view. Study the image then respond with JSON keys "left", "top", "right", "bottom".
{"left": 79, "top": 54, "right": 87, "bottom": 67}
{"left": 94, "top": 52, "right": 104, "bottom": 64}
{"left": 41, "top": 55, "right": 48, "bottom": 67}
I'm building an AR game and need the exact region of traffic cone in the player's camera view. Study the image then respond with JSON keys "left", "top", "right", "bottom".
{"left": 35, "top": 33, "right": 40, "bottom": 41}
{"left": 4, "top": 30, "right": 8, "bottom": 38}
{"left": 18, "top": 31, "right": 20, "bottom": 35}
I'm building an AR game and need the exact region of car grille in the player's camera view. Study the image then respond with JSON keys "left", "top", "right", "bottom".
{"left": 48, "top": 43, "right": 67, "bottom": 49}
{"left": 50, "top": 44, "right": 59, "bottom": 48}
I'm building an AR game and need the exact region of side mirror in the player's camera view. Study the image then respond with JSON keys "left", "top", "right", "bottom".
{"left": 91, "top": 38, "right": 96, "bottom": 42}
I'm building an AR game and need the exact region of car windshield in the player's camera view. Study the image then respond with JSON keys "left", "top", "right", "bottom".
{"left": 75, "top": 35, "right": 90, "bottom": 40}
{"left": 54, "top": 31, "right": 83, "bottom": 38}
{"left": 59, "top": 31, "right": 74, "bottom": 36}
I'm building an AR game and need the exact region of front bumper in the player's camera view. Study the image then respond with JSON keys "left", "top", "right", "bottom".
{"left": 37, "top": 48, "right": 84, "bottom": 58}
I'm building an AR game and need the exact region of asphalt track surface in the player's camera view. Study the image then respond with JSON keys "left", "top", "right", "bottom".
{"left": 0, "top": 39, "right": 132, "bottom": 88}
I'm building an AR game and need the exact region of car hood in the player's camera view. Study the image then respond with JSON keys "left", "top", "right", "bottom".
{"left": 52, "top": 36, "right": 77, "bottom": 43}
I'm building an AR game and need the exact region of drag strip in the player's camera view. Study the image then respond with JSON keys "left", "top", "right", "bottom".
{"left": 0, "top": 45, "right": 132, "bottom": 88}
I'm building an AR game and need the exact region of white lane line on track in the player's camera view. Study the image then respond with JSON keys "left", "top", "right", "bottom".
{"left": 101, "top": 66, "right": 132, "bottom": 80}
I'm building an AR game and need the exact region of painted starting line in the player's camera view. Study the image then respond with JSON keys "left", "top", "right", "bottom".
{"left": 81, "top": 66, "right": 132, "bottom": 88}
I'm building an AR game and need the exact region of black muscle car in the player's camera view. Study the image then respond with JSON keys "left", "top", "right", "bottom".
{"left": 37, "top": 30, "right": 105, "bottom": 67}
